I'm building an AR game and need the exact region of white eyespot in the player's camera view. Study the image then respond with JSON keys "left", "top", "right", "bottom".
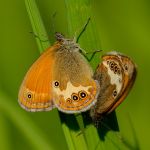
{"left": 71, "top": 93, "right": 79, "bottom": 101}
{"left": 53, "top": 81, "right": 60, "bottom": 88}
{"left": 78, "top": 90, "right": 88, "bottom": 99}
{"left": 26, "top": 92, "right": 33, "bottom": 100}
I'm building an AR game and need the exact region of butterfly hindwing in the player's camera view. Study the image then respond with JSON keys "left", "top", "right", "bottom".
{"left": 107, "top": 52, "right": 137, "bottom": 113}
{"left": 52, "top": 48, "right": 99, "bottom": 113}
{"left": 90, "top": 51, "right": 137, "bottom": 123}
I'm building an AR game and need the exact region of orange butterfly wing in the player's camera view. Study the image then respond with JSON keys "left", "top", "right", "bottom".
{"left": 18, "top": 44, "right": 59, "bottom": 111}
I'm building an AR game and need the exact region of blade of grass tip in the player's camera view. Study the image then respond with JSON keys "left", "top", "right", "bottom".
{"left": 64, "top": 0, "right": 101, "bottom": 150}
{"left": 0, "top": 90, "right": 54, "bottom": 150}
{"left": 25, "top": 0, "right": 50, "bottom": 53}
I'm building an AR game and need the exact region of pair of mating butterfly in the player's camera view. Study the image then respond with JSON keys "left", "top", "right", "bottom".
{"left": 18, "top": 32, "right": 137, "bottom": 123}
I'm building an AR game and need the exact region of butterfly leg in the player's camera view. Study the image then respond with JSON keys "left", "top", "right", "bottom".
{"left": 80, "top": 49, "right": 102, "bottom": 62}
{"left": 29, "top": 31, "right": 49, "bottom": 42}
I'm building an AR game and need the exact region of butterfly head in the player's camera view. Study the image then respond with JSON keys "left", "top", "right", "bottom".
{"left": 55, "top": 32, "right": 80, "bottom": 52}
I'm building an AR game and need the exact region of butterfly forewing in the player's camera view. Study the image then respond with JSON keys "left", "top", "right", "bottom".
{"left": 18, "top": 45, "right": 59, "bottom": 111}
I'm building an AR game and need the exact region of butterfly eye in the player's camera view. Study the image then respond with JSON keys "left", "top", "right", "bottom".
{"left": 71, "top": 93, "right": 79, "bottom": 101}
{"left": 113, "top": 90, "right": 117, "bottom": 97}
{"left": 54, "top": 81, "right": 60, "bottom": 87}
{"left": 78, "top": 90, "right": 88, "bottom": 99}
{"left": 26, "top": 92, "right": 33, "bottom": 100}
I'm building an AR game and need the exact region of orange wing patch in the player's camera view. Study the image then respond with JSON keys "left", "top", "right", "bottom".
{"left": 18, "top": 44, "right": 59, "bottom": 111}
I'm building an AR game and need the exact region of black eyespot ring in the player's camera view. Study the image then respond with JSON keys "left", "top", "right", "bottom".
{"left": 114, "top": 65, "right": 118, "bottom": 73}
{"left": 78, "top": 90, "right": 88, "bottom": 99}
{"left": 26, "top": 92, "right": 33, "bottom": 100}
{"left": 54, "top": 81, "right": 60, "bottom": 87}
{"left": 110, "top": 63, "right": 114, "bottom": 69}
{"left": 113, "top": 90, "right": 117, "bottom": 97}
{"left": 71, "top": 93, "right": 79, "bottom": 101}
{"left": 124, "top": 64, "right": 128, "bottom": 71}
{"left": 28, "top": 94, "right": 32, "bottom": 98}
{"left": 110, "top": 61, "right": 115, "bottom": 65}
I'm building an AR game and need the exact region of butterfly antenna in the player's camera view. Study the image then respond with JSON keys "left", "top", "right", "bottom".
{"left": 29, "top": 31, "right": 49, "bottom": 42}
{"left": 76, "top": 17, "right": 91, "bottom": 43}
{"left": 51, "top": 12, "right": 57, "bottom": 36}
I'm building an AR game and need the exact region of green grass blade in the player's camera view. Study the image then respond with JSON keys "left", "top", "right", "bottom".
{"left": 63, "top": 0, "right": 102, "bottom": 149}
{"left": 60, "top": 113, "right": 88, "bottom": 150}
{"left": 24, "top": 1, "right": 77, "bottom": 150}
{"left": 0, "top": 90, "right": 54, "bottom": 150}
{"left": 63, "top": 0, "right": 132, "bottom": 150}
{"left": 24, "top": 1, "right": 91, "bottom": 149}
{"left": 0, "top": 114, "right": 10, "bottom": 150}
{"left": 65, "top": 0, "right": 101, "bottom": 69}
{"left": 25, "top": 0, "right": 50, "bottom": 52}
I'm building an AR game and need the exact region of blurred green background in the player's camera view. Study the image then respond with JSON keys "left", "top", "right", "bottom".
{"left": 0, "top": 0, "right": 149, "bottom": 149}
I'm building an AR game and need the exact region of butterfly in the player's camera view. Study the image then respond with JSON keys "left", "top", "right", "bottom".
{"left": 90, "top": 51, "right": 137, "bottom": 125}
{"left": 18, "top": 33, "right": 99, "bottom": 113}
